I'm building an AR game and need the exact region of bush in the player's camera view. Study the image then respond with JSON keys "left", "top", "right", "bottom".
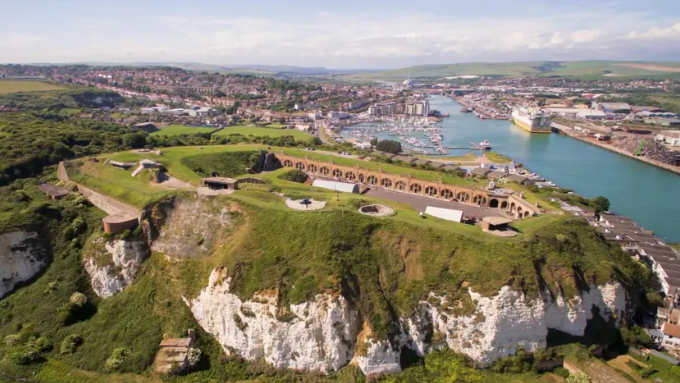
{"left": 60, "top": 334, "right": 83, "bottom": 355}
{"left": 491, "top": 348, "right": 534, "bottom": 373}
{"left": 187, "top": 347, "right": 201, "bottom": 367}
{"left": 279, "top": 169, "right": 308, "bottom": 183}
{"left": 4, "top": 334, "right": 21, "bottom": 347}
{"left": 32, "top": 336, "right": 53, "bottom": 352}
{"left": 2, "top": 348, "right": 44, "bottom": 366}
{"left": 565, "top": 372, "right": 591, "bottom": 383}
{"left": 105, "top": 347, "right": 131, "bottom": 371}
{"left": 69, "top": 292, "right": 88, "bottom": 306}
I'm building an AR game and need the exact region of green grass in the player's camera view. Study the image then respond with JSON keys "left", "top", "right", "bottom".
{"left": 0, "top": 80, "right": 65, "bottom": 94}
{"left": 630, "top": 352, "right": 680, "bottom": 382}
{"left": 484, "top": 152, "right": 512, "bottom": 164}
{"left": 214, "top": 125, "right": 311, "bottom": 140}
{"left": 67, "top": 161, "right": 172, "bottom": 208}
{"left": 149, "top": 125, "right": 217, "bottom": 137}
{"left": 180, "top": 150, "right": 258, "bottom": 178}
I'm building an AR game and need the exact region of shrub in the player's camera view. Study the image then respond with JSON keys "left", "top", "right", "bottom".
{"left": 187, "top": 347, "right": 201, "bottom": 367}
{"left": 69, "top": 292, "right": 88, "bottom": 307}
{"left": 32, "top": 337, "right": 53, "bottom": 352}
{"left": 279, "top": 169, "right": 308, "bottom": 183}
{"left": 3, "top": 348, "right": 44, "bottom": 366}
{"left": 105, "top": 347, "right": 131, "bottom": 371}
{"left": 4, "top": 334, "right": 21, "bottom": 347}
{"left": 565, "top": 372, "right": 591, "bottom": 383}
{"left": 60, "top": 334, "right": 83, "bottom": 355}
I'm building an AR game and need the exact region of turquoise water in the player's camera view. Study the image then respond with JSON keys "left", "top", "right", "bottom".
{"left": 346, "top": 95, "right": 680, "bottom": 242}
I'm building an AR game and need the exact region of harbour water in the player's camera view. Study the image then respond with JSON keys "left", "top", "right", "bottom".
{"left": 344, "top": 95, "right": 680, "bottom": 242}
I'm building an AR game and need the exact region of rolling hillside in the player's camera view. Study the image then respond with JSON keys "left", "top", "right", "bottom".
{"left": 344, "top": 61, "right": 680, "bottom": 81}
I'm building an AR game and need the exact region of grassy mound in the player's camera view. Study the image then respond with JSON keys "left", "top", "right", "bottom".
{"left": 180, "top": 151, "right": 261, "bottom": 178}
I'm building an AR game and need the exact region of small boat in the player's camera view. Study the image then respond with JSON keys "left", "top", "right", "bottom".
{"left": 461, "top": 108, "right": 473, "bottom": 113}
{"left": 479, "top": 140, "right": 491, "bottom": 150}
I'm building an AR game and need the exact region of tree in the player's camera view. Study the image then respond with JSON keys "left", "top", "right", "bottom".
{"left": 370, "top": 137, "right": 378, "bottom": 147}
{"left": 590, "top": 196, "right": 610, "bottom": 215}
{"left": 375, "top": 139, "right": 402, "bottom": 154}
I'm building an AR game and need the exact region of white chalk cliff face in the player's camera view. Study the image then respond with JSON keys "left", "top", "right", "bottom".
{"left": 0, "top": 231, "right": 48, "bottom": 299}
{"left": 189, "top": 267, "right": 627, "bottom": 375}
{"left": 189, "top": 268, "right": 359, "bottom": 372}
{"left": 83, "top": 237, "right": 149, "bottom": 298}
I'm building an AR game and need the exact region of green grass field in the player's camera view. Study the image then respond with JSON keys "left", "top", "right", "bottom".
{"left": 0, "top": 80, "right": 65, "bottom": 94}
{"left": 149, "top": 125, "right": 217, "bottom": 136}
{"left": 214, "top": 125, "right": 311, "bottom": 140}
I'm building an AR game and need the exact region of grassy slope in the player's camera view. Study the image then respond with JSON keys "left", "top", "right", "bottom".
{"left": 346, "top": 61, "right": 680, "bottom": 80}
{"left": 214, "top": 126, "right": 311, "bottom": 140}
{"left": 67, "top": 161, "right": 172, "bottom": 208}
{"left": 149, "top": 125, "right": 217, "bottom": 137}
{"left": 0, "top": 81, "right": 65, "bottom": 94}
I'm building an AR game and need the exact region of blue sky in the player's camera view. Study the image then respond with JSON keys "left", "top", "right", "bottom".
{"left": 1, "top": 0, "right": 680, "bottom": 68}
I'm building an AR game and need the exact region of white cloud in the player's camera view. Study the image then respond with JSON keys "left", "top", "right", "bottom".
{"left": 630, "top": 23, "right": 680, "bottom": 39}
{"left": 2, "top": 7, "right": 680, "bottom": 67}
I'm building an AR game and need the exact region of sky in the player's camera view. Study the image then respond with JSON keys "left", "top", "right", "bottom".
{"left": 2, "top": 0, "right": 680, "bottom": 69}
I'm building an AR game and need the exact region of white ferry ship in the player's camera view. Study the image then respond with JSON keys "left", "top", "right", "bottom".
{"left": 511, "top": 107, "right": 552, "bottom": 133}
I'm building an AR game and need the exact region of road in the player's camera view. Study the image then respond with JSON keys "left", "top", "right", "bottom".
{"left": 364, "top": 188, "right": 505, "bottom": 219}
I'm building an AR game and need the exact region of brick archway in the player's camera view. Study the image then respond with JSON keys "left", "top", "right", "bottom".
{"left": 489, "top": 198, "right": 499, "bottom": 208}
{"left": 295, "top": 162, "right": 305, "bottom": 171}
{"left": 425, "top": 186, "right": 438, "bottom": 197}
{"left": 395, "top": 181, "right": 406, "bottom": 191}
{"left": 283, "top": 159, "right": 294, "bottom": 167}
{"left": 410, "top": 183, "right": 423, "bottom": 194}
{"left": 367, "top": 175, "right": 378, "bottom": 185}
{"left": 319, "top": 166, "right": 330, "bottom": 175}
{"left": 457, "top": 192, "right": 470, "bottom": 203}
{"left": 440, "top": 189, "right": 453, "bottom": 199}
{"left": 381, "top": 178, "right": 393, "bottom": 188}
{"left": 307, "top": 164, "right": 318, "bottom": 173}
{"left": 345, "top": 171, "right": 357, "bottom": 181}
{"left": 332, "top": 169, "right": 342, "bottom": 178}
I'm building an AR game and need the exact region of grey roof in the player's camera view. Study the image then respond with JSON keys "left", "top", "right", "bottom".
{"left": 471, "top": 167, "right": 491, "bottom": 177}
{"left": 508, "top": 174, "right": 528, "bottom": 183}
{"left": 440, "top": 164, "right": 460, "bottom": 172}
{"left": 488, "top": 170, "right": 507, "bottom": 179}
{"left": 38, "top": 183, "right": 70, "bottom": 198}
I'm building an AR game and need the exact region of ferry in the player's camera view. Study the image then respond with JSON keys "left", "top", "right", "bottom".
{"left": 511, "top": 107, "right": 552, "bottom": 133}
{"left": 478, "top": 140, "right": 491, "bottom": 150}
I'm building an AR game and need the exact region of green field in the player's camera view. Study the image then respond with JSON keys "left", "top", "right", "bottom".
{"left": 345, "top": 60, "right": 680, "bottom": 81}
{"left": 0, "top": 80, "right": 65, "bottom": 94}
{"left": 214, "top": 125, "right": 311, "bottom": 139}
{"left": 149, "top": 125, "right": 217, "bottom": 136}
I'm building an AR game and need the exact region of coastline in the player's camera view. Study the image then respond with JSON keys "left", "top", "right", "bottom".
{"left": 552, "top": 123, "right": 680, "bottom": 177}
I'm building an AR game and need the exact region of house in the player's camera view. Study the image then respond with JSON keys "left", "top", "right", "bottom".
{"left": 661, "top": 323, "right": 680, "bottom": 357}
{"left": 508, "top": 174, "right": 531, "bottom": 185}
{"left": 413, "top": 159, "right": 431, "bottom": 167}
{"left": 470, "top": 167, "right": 491, "bottom": 177}
{"left": 440, "top": 164, "right": 461, "bottom": 172}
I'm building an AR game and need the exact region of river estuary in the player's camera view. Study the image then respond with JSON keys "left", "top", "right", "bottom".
{"left": 342, "top": 95, "right": 680, "bottom": 242}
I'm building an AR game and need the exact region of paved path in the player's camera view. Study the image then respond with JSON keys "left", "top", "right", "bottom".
{"left": 364, "top": 188, "right": 505, "bottom": 219}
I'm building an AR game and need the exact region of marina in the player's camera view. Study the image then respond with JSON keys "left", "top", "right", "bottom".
{"left": 342, "top": 95, "right": 680, "bottom": 242}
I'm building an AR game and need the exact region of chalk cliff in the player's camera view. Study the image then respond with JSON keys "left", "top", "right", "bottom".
{"left": 83, "top": 236, "right": 149, "bottom": 298}
{"left": 0, "top": 230, "right": 49, "bottom": 299}
{"left": 189, "top": 268, "right": 627, "bottom": 375}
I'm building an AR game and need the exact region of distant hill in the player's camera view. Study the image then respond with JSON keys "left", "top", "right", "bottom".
{"left": 31, "top": 62, "right": 376, "bottom": 77}
{"left": 344, "top": 60, "right": 680, "bottom": 81}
